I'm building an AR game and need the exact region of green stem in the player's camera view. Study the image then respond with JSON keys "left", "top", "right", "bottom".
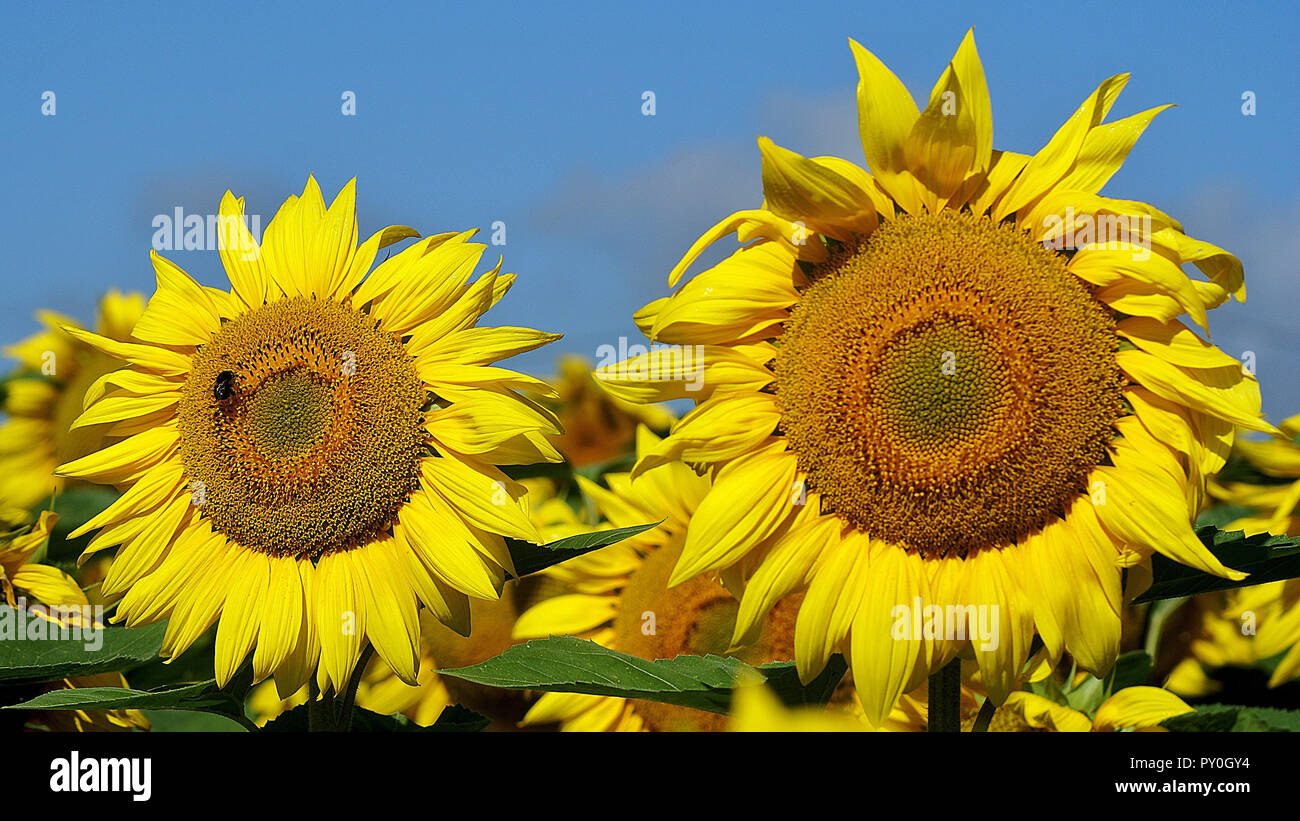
{"left": 338, "top": 644, "right": 375, "bottom": 732}
{"left": 927, "top": 657, "right": 962, "bottom": 733}
{"left": 971, "top": 696, "right": 996, "bottom": 733}
{"left": 307, "top": 678, "right": 336, "bottom": 732}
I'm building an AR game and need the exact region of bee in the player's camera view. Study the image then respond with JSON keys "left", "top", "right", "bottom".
{"left": 213, "top": 370, "right": 238, "bottom": 402}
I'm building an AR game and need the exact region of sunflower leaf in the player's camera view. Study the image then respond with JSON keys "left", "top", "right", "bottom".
{"left": 1163, "top": 704, "right": 1300, "bottom": 732}
{"left": 0, "top": 679, "right": 241, "bottom": 717}
{"left": 0, "top": 610, "right": 166, "bottom": 684}
{"left": 505, "top": 521, "right": 661, "bottom": 579}
{"left": 1132, "top": 527, "right": 1300, "bottom": 604}
{"left": 437, "top": 635, "right": 842, "bottom": 714}
{"left": 259, "top": 702, "right": 487, "bottom": 732}
{"left": 424, "top": 704, "right": 491, "bottom": 732}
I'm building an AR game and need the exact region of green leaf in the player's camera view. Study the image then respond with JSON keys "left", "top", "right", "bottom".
{"left": 142, "top": 708, "right": 246, "bottom": 732}
{"left": 1163, "top": 704, "right": 1300, "bottom": 732}
{"left": 1133, "top": 527, "right": 1300, "bottom": 604}
{"left": 1, "top": 679, "right": 241, "bottom": 717}
{"left": 40, "top": 487, "right": 121, "bottom": 563}
{"left": 0, "top": 610, "right": 165, "bottom": 684}
{"left": 1107, "top": 651, "right": 1154, "bottom": 694}
{"left": 259, "top": 702, "right": 487, "bottom": 732}
{"left": 1195, "top": 504, "right": 1255, "bottom": 530}
{"left": 425, "top": 704, "right": 490, "bottom": 732}
{"left": 261, "top": 701, "right": 414, "bottom": 732}
{"left": 1063, "top": 671, "right": 1107, "bottom": 715}
{"left": 505, "top": 521, "right": 660, "bottom": 579}
{"left": 759, "top": 655, "right": 848, "bottom": 708}
{"left": 438, "top": 635, "right": 841, "bottom": 715}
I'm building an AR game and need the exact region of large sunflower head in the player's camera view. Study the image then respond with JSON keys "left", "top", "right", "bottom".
{"left": 55, "top": 177, "right": 563, "bottom": 697}
{"left": 594, "top": 31, "right": 1277, "bottom": 726}
{"left": 0, "top": 291, "right": 145, "bottom": 510}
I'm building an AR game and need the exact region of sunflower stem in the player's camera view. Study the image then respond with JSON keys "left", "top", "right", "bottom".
{"left": 928, "top": 657, "right": 962, "bottom": 733}
{"left": 971, "top": 696, "right": 996, "bottom": 733}
{"left": 339, "top": 644, "right": 375, "bottom": 732}
{"left": 307, "top": 679, "right": 337, "bottom": 732}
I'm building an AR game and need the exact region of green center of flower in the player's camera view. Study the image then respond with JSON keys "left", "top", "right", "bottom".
{"left": 244, "top": 370, "right": 335, "bottom": 460}
{"left": 875, "top": 316, "right": 1012, "bottom": 446}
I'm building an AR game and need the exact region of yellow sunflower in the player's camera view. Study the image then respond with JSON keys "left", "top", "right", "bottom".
{"left": 54, "top": 176, "right": 563, "bottom": 698}
{"left": 514, "top": 426, "right": 819, "bottom": 732}
{"left": 1, "top": 510, "right": 149, "bottom": 732}
{"left": 1001, "top": 687, "right": 1193, "bottom": 733}
{"left": 1210, "top": 413, "right": 1300, "bottom": 538}
{"left": 0, "top": 291, "right": 145, "bottom": 509}
{"left": 1186, "top": 414, "right": 1300, "bottom": 688}
{"left": 594, "top": 30, "right": 1276, "bottom": 726}
{"left": 1158, "top": 591, "right": 1258, "bottom": 698}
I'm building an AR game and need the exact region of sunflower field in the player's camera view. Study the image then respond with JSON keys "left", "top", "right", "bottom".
{"left": 2, "top": 1, "right": 1297, "bottom": 802}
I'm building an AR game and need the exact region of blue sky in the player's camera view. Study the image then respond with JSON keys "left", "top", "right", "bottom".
{"left": 2, "top": 0, "right": 1297, "bottom": 415}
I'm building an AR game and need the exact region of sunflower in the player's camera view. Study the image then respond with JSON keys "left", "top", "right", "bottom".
{"left": 1001, "top": 687, "right": 1193, "bottom": 732}
{"left": 54, "top": 176, "right": 563, "bottom": 698}
{"left": 0, "top": 291, "right": 145, "bottom": 510}
{"left": 1158, "top": 591, "right": 1258, "bottom": 698}
{"left": 593, "top": 30, "right": 1276, "bottom": 726}
{"left": 514, "top": 426, "right": 819, "bottom": 732}
{"left": 0, "top": 510, "right": 149, "bottom": 732}
{"left": 1180, "top": 413, "right": 1300, "bottom": 689}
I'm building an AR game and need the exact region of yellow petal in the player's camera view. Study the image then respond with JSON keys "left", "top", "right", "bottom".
{"left": 1057, "top": 105, "right": 1172, "bottom": 194}
{"left": 631, "top": 393, "right": 779, "bottom": 476}
{"left": 132, "top": 252, "right": 222, "bottom": 346}
{"left": 396, "top": 493, "right": 500, "bottom": 600}
{"left": 758, "top": 137, "right": 876, "bottom": 235}
{"left": 996, "top": 74, "right": 1129, "bottom": 220}
{"left": 1092, "top": 686, "right": 1193, "bottom": 731}
{"left": 851, "top": 540, "right": 928, "bottom": 727}
{"left": 513, "top": 594, "right": 618, "bottom": 639}
{"left": 251, "top": 556, "right": 304, "bottom": 683}
{"left": 1117, "top": 350, "right": 1276, "bottom": 434}
{"left": 670, "top": 447, "right": 799, "bottom": 585}
{"left": 1092, "top": 454, "right": 1246, "bottom": 580}
{"left": 793, "top": 529, "right": 867, "bottom": 683}
{"left": 217, "top": 191, "right": 270, "bottom": 308}
{"left": 1117, "top": 317, "right": 1241, "bottom": 370}
{"left": 904, "top": 59, "right": 977, "bottom": 205}
{"left": 732, "top": 515, "right": 838, "bottom": 649}
{"left": 848, "top": 39, "right": 922, "bottom": 213}
{"left": 214, "top": 550, "right": 269, "bottom": 687}
{"left": 352, "top": 538, "right": 420, "bottom": 685}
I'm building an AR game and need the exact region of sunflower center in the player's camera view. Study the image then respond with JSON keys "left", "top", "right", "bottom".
{"left": 243, "top": 370, "right": 335, "bottom": 459}
{"left": 613, "top": 537, "right": 800, "bottom": 731}
{"left": 178, "top": 296, "right": 427, "bottom": 559}
{"left": 775, "top": 211, "right": 1123, "bottom": 559}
